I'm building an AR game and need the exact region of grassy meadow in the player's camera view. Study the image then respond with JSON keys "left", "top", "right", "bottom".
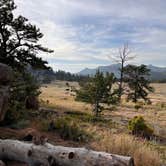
{"left": 38, "top": 81, "right": 166, "bottom": 166}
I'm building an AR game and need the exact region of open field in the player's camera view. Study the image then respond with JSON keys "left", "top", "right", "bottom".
{"left": 39, "top": 81, "right": 166, "bottom": 166}
{"left": 40, "top": 82, "right": 166, "bottom": 137}
{"left": 0, "top": 81, "right": 165, "bottom": 166}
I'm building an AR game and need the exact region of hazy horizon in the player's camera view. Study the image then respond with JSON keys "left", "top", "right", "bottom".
{"left": 15, "top": 0, "right": 166, "bottom": 73}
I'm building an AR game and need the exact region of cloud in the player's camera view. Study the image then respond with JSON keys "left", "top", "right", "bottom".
{"left": 14, "top": 0, "right": 166, "bottom": 72}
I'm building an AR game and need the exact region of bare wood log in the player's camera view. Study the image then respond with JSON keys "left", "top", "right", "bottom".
{"left": 0, "top": 160, "right": 6, "bottom": 166}
{"left": 0, "top": 139, "right": 134, "bottom": 166}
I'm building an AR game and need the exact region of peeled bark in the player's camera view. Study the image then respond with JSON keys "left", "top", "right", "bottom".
{"left": 0, "top": 139, "right": 134, "bottom": 166}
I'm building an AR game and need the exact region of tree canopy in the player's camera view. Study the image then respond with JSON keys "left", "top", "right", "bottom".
{"left": 76, "top": 71, "right": 118, "bottom": 116}
{"left": 0, "top": 0, "right": 53, "bottom": 123}
{"left": 124, "top": 64, "right": 154, "bottom": 103}
{"left": 0, "top": 0, "right": 53, "bottom": 71}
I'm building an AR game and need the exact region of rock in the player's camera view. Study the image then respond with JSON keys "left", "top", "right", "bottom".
{"left": 0, "top": 63, "right": 13, "bottom": 122}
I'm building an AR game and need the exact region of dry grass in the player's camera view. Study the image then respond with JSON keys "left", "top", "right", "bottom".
{"left": 91, "top": 132, "right": 161, "bottom": 166}
{"left": 39, "top": 81, "right": 166, "bottom": 166}
{"left": 40, "top": 81, "right": 91, "bottom": 113}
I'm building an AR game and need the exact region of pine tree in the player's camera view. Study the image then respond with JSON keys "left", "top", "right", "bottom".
{"left": 0, "top": 0, "right": 53, "bottom": 71}
{"left": 124, "top": 64, "right": 154, "bottom": 103}
{"left": 76, "top": 70, "right": 118, "bottom": 116}
{"left": 0, "top": 0, "right": 53, "bottom": 122}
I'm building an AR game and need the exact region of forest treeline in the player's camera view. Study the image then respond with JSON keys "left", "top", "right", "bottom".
{"left": 53, "top": 70, "right": 90, "bottom": 82}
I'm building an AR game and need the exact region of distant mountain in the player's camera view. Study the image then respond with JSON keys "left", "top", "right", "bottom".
{"left": 78, "top": 64, "right": 121, "bottom": 77}
{"left": 148, "top": 65, "right": 166, "bottom": 81}
{"left": 78, "top": 64, "right": 166, "bottom": 82}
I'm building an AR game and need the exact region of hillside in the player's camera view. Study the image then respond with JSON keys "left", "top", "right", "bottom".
{"left": 78, "top": 64, "right": 166, "bottom": 81}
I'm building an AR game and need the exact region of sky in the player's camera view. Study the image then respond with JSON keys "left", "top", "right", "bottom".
{"left": 15, "top": 0, "right": 166, "bottom": 73}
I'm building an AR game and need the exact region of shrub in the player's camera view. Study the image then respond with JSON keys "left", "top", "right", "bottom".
{"left": 5, "top": 72, "right": 40, "bottom": 124}
{"left": 10, "top": 119, "right": 30, "bottom": 129}
{"left": 134, "top": 102, "right": 144, "bottom": 110}
{"left": 65, "top": 111, "right": 93, "bottom": 123}
{"left": 128, "top": 116, "right": 153, "bottom": 139}
{"left": 54, "top": 117, "right": 92, "bottom": 142}
{"left": 40, "top": 119, "right": 51, "bottom": 132}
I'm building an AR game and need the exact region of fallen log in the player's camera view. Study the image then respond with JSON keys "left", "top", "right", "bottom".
{"left": 0, "top": 160, "right": 6, "bottom": 166}
{"left": 0, "top": 139, "right": 134, "bottom": 166}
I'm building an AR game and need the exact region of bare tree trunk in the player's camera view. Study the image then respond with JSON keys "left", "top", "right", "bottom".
{"left": 0, "top": 139, "right": 134, "bottom": 166}
{"left": 0, "top": 160, "right": 6, "bottom": 166}
{"left": 119, "top": 60, "right": 124, "bottom": 101}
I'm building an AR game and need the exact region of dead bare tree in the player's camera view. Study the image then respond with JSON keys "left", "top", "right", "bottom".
{"left": 109, "top": 44, "right": 135, "bottom": 101}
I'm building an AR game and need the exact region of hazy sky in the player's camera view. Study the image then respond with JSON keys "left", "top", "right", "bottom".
{"left": 15, "top": 0, "right": 166, "bottom": 73}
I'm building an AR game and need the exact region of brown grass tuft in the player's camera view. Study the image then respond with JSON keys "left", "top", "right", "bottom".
{"left": 91, "top": 132, "right": 161, "bottom": 166}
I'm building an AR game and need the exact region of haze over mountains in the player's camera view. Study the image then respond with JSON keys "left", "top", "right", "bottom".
{"left": 78, "top": 64, "right": 166, "bottom": 81}
{"left": 29, "top": 64, "right": 166, "bottom": 83}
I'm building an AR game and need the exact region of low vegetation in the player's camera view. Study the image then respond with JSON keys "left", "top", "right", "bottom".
{"left": 92, "top": 133, "right": 161, "bottom": 166}
{"left": 39, "top": 82, "right": 166, "bottom": 166}
{"left": 128, "top": 116, "right": 154, "bottom": 139}
{"left": 53, "top": 117, "right": 92, "bottom": 142}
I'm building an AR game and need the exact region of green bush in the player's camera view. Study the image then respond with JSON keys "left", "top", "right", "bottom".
{"left": 10, "top": 119, "right": 30, "bottom": 129}
{"left": 5, "top": 103, "right": 29, "bottom": 124}
{"left": 54, "top": 117, "right": 92, "bottom": 142}
{"left": 128, "top": 116, "right": 153, "bottom": 139}
{"left": 5, "top": 72, "right": 40, "bottom": 124}
{"left": 65, "top": 111, "right": 93, "bottom": 123}
{"left": 40, "top": 119, "right": 51, "bottom": 132}
{"left": 134, "top": 102, "right": 144, "bottom": 110}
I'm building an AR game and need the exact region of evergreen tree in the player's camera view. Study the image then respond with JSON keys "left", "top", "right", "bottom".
{"left": 54, "top": 70, "right": 89, "bottom": 82}
{"left": 0, "top": 0, "right": 53, "bottom": 71}
{"left": 0, "top": 0, "right": 53, "bottom": 122}
{"left": 124, "top": 64, "right": 154, "bottom": 103}
{"left": 76, "top": 71, "right": 118, "bottom": 116}
{"left": 6, "top": 72, "right": 40, "bottom": 123}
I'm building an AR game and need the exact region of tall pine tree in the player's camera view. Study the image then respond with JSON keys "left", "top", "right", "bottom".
{"left": 0, "top": 0, "right": 53, "bottom": 122}
{"left": 0, "top": 0, "right": 53, "bottom": 71}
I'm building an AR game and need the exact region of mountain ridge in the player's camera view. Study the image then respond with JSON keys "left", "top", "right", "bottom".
{"left": 78, "top": 64, "right": 166, "bottom": 81}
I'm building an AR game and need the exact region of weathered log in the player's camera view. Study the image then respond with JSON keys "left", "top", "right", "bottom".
{"left": 0, "top": 139, "right": 134, "bottom": 166}
{"left": 0, "top": 160, "right": 6, "bottom": 166}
